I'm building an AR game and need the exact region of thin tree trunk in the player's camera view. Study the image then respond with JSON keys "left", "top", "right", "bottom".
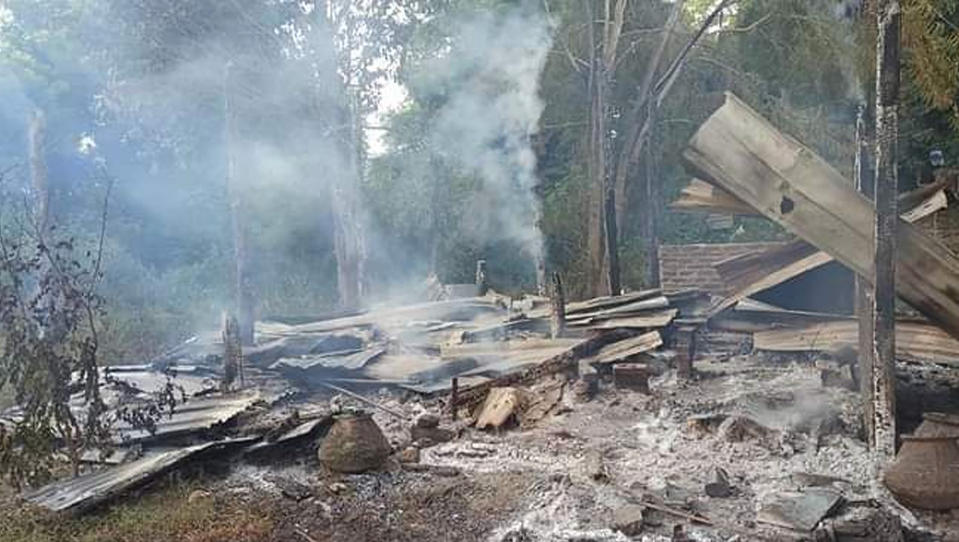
{"left": 871, "top": 0, "right": 900, "bottom": 458}
{"left": 853, "top": 104, "right": 875, "bottom": 447}
{"left": 613, "top": 0, "right": 684, "bottom": 234}
{"left": 585, "top": 0, "right": 607, "bottom": 298}
{"left": 224, "top": 64, "right": 255, "bottom": 346}
{"left": 29, "top": 109, "right": 49, "bottom": 238}
{"left": 642, "top": 101, "right": 661, "bottom": 288}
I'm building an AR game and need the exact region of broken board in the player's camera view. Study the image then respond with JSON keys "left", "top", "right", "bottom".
{"left": 684, "top": 92, "right": 959, "bottom": 341}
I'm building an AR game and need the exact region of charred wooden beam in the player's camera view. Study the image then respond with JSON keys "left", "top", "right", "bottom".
{"left": 870, "top": 0, "right": 901, "bottom": 457}
{"left": 550, "top": 272, "right": 566, "bottom": 339}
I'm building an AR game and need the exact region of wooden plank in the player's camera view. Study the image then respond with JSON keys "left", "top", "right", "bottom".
{"left": 585, "top": 331, "right": 662, "bottom": 364}
{"left": 669, "top": 178, "right": 758, "bottom": 215}
{"left": 569, "top": 309, "right": 677, "bottom": 330}
{"left": 754, "top": 320, "right": 959, "bottom": 365}
{"left": 684, "top": 92, "right": 959, "bottom": 341}
{"left": 566, "top": 296, "right": 670, "bottom": 323}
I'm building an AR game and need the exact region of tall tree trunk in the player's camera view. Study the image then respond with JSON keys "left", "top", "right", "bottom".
{"left": 332, "top": 95, "right": 366, "bottom": 309}
{"left": 871, "top": 0, "right": 900, "bottom": 458}
{"left": 585, "top": 0, "right": 607, "bottom": 298}
{"left": 224, "top": 64, "right": 255, "bottom": 346}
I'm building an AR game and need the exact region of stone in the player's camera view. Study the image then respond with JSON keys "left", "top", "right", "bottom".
{"left": 414, "top": 413, "right": 440, "bottom": 429}
{"left": 704, "top": 467, "right": 732, "bottom": 498}
{"left": 397, "top": 446, "right": 421, "bottom": 464}
{"left": 411, "top": 425, "right": 454, "bottom": 446}
{"left": 187, "top": 489, "right": 211, "bottom": 504}
{"left": 612, "top": 504, "right": 645, "bottom": 536}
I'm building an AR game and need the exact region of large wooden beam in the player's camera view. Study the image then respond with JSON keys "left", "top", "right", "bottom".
{"left": 683, "top": 92, "right": 959, "bottom": 343}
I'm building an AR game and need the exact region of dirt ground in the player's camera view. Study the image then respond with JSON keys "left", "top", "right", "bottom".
{"left": 7, "top": 353, "right": 959, "bottom": 541}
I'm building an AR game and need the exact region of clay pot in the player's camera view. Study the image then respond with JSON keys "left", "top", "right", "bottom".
{"left": 318, "top": 413, "right": 391, "bottom": 473}
{"left": 884, "top": 434, "right": 959, "bottom": 510}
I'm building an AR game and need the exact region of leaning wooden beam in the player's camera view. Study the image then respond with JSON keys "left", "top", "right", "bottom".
{"left": 709, "top": 189, "right": 947, "bottom": 317}
{"left": 683, "top": 92, "right": 959, "bottom": 342}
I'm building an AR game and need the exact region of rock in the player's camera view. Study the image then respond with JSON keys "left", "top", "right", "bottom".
{"left": 585, "top": 450, "right": 608, "bottom": 483}
{"left": 410, "top": 425, "right": 454, "bottom": 446}
{"left": 397, "top": 446, "right": 421, "bottom": 464}
{"left": 704, "top": 467, "right": 732, "bottom": 498}
{"left": 718, "top": 415, "right": 775, "bottom": 443}
{"left": 271, "top": 476, "right": 313, "bottom": 501}
{"left": 414, "top": 413, "right": 440, "bottom": 429}
{"left": 187, "top": 489, "right": 211, "bottom": 504}
{"left": 318, "top": 413, "right": 391, "bottom": 473}
{"left": 400, "top": 463, "right": 461, "bottom": 477}
{"left": 328, "top": 482, "right": 347, "bottom": 494}
{"left": 612, "top": 504, "right": 645, "bottom": 536}
{"left": 571, "top": 376, "right": 597, "bottom": 402}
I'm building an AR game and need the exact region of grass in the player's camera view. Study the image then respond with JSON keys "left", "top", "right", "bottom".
{"left": 0, "top": 480, "right": 275, "bottom": 542}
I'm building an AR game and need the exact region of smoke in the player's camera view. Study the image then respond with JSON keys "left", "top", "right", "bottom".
{"left": 421, "top": 6, "right": 552, "bottom": 271}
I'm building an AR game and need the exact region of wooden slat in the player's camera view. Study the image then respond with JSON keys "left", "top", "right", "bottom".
{"left": 669, "top": 178, "right": 758, "bottom": 215}
{"left": 684, "top": 92, "right": 959, "bottom": 340}
{"left": 754, "top": 320, "right": 959, "bottom": 365}
{"left": 585, "top": 331, "right": 663, "bottom": 364}
{"left": 569, "top": 309, "right": 678, "bottom": 329}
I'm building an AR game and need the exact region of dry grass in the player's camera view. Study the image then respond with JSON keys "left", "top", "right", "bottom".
{"left": 0, "top": 480, "right": 274, "bottom": 542}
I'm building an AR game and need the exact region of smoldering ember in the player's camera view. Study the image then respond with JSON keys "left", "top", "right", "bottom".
{"left": 5, "top": 2, "right": 959, "bottom": 542}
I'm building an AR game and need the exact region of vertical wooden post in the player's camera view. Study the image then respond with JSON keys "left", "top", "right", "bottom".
{"left": 475, "top": 259, "right": 488, "bottom": 296}
{"left": 550, "top": 272, "right": 566, "bottom": 339}
{"left": 450, "top": 377, "right": 459, "bottom": 421}
{"left": 854, "top": 104, "right": 876, "bottom": 446}
{"left": 871, "top": 0, "right": 901, "bottom": 458}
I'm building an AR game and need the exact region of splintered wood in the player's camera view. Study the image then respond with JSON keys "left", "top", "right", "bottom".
{"left": 683, "top": 92, "right": 959, "bottom": 343}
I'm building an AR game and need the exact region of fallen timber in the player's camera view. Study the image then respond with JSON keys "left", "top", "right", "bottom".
{"left": 683, "top": 92, "right": 959, "bottom": 341}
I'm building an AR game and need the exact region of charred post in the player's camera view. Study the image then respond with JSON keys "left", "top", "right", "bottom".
{"left": 221, "top": 311, "right": 243, "bottom": 391}
{"left": 854, "top": 103, "right": 876, "bottom": 446}
{"left": 475, "top": 259, "right": 489, "bottom": 296}
{"left": 549, "top": 272, "right": 566, "bottom": 339}
{"left": 450, "top": 377, "right": 459, "bottom": 420}
{"left": 871, "top": 0, "right": 900, "bottom": 457}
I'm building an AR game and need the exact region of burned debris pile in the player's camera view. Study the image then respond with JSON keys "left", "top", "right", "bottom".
{"left": 7, "top": 93, "right": 959, "bottom": 540}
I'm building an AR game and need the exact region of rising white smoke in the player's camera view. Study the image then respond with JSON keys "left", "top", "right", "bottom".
{"left": 425, "top": 6, "right": 552, "bottom": 274}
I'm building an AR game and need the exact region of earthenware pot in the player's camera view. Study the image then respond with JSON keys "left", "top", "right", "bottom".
{"left": 884, "top": 434, "right": 959, "bottom": 510}
{"left": 318, "top": 412, "right": 391, "bottom": 473}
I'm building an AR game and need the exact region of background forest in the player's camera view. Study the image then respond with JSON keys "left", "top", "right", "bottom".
{"left": 0, "top": 0, "right": 957, "bottom": 365}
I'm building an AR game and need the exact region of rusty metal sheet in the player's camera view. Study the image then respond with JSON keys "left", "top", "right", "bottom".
{"left": 114, "top": 389, "right": 263, "bottom": 444}
{"left": 23, "top": 438, "right": 253, "bottom": 513}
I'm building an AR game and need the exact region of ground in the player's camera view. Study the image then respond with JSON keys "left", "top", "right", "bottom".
{"left": 4, "top": 354, "right": 959, "bottom": 541}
